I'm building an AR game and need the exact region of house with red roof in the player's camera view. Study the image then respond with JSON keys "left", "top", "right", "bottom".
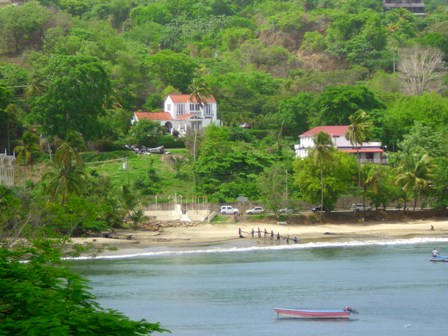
{"left": 294, "top": 126, "right": 386, "bottom": 164}
{"left": 131, "top": 94, "right": 220, "bottom": 136}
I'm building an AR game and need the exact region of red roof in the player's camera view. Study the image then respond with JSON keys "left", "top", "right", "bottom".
{"left": 176, "top": 113, "right": 197, "bottom": 120}
{"left": 168, "top": 94, "right": 216, "bottom": 104}
{"left": 341, "top": 148, "right": 384, "bottom": 153}
{"left": 300, "top": 126, "right": 349, "bottom": 137}
{"left": 134, "top": 112, "right": 173, "bottom": 121}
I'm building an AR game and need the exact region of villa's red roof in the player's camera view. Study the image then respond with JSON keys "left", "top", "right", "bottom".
{"left": 134, "top": 112, "right": 173, "bottom": 121}
{"left": 168, "top": 94, "right": 216, "bottom": 104}
{"left": 341, "top": 148, "right": 384, "bottom": 153}
{"left": 300, "top": 126, "right": 349, "bottom": 137}
{"left": 176, "top": 113, "right": 196, "bottom": 120}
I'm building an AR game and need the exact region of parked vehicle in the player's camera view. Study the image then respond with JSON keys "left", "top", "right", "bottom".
{"left": 220, "top": 205, "right": 239, "bottom": 215}
{"left": 277, "top": 208, "right": 299, "bottom": 214}
{"left": 312, "top": 205, "right": 323, "bottom": 213}
{"left": 351, "top": 204, "right": 371, "bottom": 211}
{"left": 245, "top": 207, "right": 265, "bottom": 215}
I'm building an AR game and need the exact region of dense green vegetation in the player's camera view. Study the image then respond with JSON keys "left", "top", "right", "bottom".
{"left": 2, "top": 1, "right": 448, "bottom": 333}
{"left": 0, "top": 239, "right": 169, "bottom": 335}
{"left": 0, "top": 0, "right": 447, "bottom": 221}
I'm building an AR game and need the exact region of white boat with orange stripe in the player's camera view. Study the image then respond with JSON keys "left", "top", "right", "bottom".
{"left": 274, "top": 306, "right": 357, "bottom": 319}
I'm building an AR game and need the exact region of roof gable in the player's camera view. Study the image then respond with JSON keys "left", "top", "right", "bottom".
{"left": 300, "top": 126, "right": 349, "bottom": 137}
{"left": 167, "top": 94, "right": 216, "bottom": 104}
{"left": 176, "top": 113, "right": 201, "bottom": 120}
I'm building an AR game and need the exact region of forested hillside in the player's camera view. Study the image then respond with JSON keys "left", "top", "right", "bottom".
{"left": 3, "top": 3, "right": 448, "bottom": 333}
{"left": 1, "top": 0, "right": 448, "bottom": 143}
{"left": 1, "top": 0, "right": 448, "bottom": 234}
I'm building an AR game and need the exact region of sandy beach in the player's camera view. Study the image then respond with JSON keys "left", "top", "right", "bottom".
{"left": 71, "top": 218, "right": 448, "bottom": 255}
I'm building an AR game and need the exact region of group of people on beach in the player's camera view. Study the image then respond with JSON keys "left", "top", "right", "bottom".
{"left": 239, "top": 227, "right": 299, "bottom": 244}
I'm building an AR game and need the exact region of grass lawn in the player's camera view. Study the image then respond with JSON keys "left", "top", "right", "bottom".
{"left": 83, "top": 149, "right": 196, "bottom": 201}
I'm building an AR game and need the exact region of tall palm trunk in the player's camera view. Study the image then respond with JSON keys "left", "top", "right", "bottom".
{"left": 320, "top": 160, "right": 324, "bottom": 224}
{"left": 356, "top": 147, "right": 361, "bottom": 195}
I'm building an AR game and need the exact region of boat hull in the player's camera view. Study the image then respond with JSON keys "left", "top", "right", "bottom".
{"left": 429, "top": 255, "right": 448, "bottom": 262}
{"left": 274, "top": 308, "right": 351, "bottom": 319}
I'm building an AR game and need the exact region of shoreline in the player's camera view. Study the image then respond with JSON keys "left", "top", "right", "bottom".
{"left": 71, "top": 219, "right": 448, "bottom": 257}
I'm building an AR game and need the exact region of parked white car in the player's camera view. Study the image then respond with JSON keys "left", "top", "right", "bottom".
{"left": 351, "top": 203, "right": 371, "bottom": 211}
{"left": 277, "top": 207, "right": 299, "bottom": 214}
{"left": 245, "top": 207, "right": 265, "bottom": 215}
{"left": 220, "top": 205, "right": 239, "bottom": 215}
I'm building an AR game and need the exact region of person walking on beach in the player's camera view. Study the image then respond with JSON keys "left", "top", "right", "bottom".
{"left": 293, "top": 235, "right": 298, "bottom": 244}
{"left": 251, "top": 228, "right": 255, "bottom": 238}
{"left": 276, "top": 232, "right": 280, "bottom": 242}
{"left": 270, "top": 230, "right": 274, "bottom": 240}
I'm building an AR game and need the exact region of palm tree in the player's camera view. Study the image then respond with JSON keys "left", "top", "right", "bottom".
{"left": 189, "top": 78, "right": 212, "bottom": 190}
{"left": 53, "top": 141, "right": 83, "bottom": 169}
{"left": 167, "top": 155, "right": 188, "bottom": 178}
{"left": 346, "top": 109, "right": 372, "bottom": 199}
{"left": 44, "top": 141, "right": 85, "bottom": 204}
{"left": 129, "top": 209, "right": 149, "bottom": 230}
{"left": 395, "top": 154, "right": 435, "bottom": 211}
{"left": 189, "top": 78, "right": 212, "bottom": 144}
{"left": 189, "top": 78, "right": 212, "bottom": 108}
{"left": 119, "top": 184, "right": 139, "bottom": 215}
{"left": 309, "top": 131, "right": 334, "bottom": 223}
{"left": 14, "top": 131, "right": 41, "bottom": 182}
{"left": 118, "top": 185, "right": 148, "bottom": 228}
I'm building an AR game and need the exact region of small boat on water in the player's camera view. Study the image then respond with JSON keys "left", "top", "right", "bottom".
{"left": 429, "top": 255, "right": 448, "bottom": 262}
{"left": 273, "top": 306, "right": 357, "bottom": 319}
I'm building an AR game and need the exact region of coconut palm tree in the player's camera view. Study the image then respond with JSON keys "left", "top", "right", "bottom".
{"left": 14, "top": 131, "right": 41, "bottom": 182}
{"left": 309, "top": 131, "right": 334, "bottom": 223}
{"left": 53, "top": 141, "right": 83, "bottom": 169}
{"left": 189, "top": 78, "right": 212, "bottom": 108}
{"left": 44, "top": 141, "right": 85, "bottom": 204}
{"left": 167, "top": 155, "right": 189, "bottom": 178}
{"left": 346, "top": 109, "right": 372, "bottom": 198}
{"left": 395, "top": 154, "right": 435, "bottom": 211}
{"left": 189, "top": 78, "right": 212, "bottom": 190}
{"left": 129, "top": 209, "right": 149, "bottom": 230}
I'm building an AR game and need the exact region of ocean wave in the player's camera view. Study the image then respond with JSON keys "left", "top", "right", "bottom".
{"left": 69, "top": 236, "right": 448, "bottom": 261}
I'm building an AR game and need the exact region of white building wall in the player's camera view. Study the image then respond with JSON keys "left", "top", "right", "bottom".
{"left": 164, "top": 96, "right": 175, "bottom": 119}
{"left": 295, "top": 135, "right": 384, "bottom": 161}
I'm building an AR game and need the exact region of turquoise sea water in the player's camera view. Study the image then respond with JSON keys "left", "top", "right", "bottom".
{"left": 72, "top": 238, "right": 448, "bottom": 336}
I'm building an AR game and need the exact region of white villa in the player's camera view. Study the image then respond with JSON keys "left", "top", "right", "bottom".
{"left": 295, "top": 126, "right": 386, "bottom": 164}
{"left": 131, "top": 94, "right": 220, "bottom": 136}
{"left": 0, "top": 150, "right": 15, "bottom": 187}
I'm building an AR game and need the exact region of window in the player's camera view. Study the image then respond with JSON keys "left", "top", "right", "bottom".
{"left": 176, "top": 104, "right": 185, "bottom": 115}
{"left": 205, "top": 105, "right": 212, "bottom": 114}
{"left": 167, "top": 104, "right": 171, "bottom": 111}
{"left": 190, "top": 104, "right": 201, "bottom": 111}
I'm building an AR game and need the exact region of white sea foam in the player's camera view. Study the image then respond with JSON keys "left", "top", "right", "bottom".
{"left": 69, "top": 236, "right": 448, "bottom": 261}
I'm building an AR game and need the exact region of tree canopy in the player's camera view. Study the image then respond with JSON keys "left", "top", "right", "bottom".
{"left": 0, "top": 240, "right": 169, "bottom": 335}
{"left": 31, "top": 54, "right": 111, "bottom": 140}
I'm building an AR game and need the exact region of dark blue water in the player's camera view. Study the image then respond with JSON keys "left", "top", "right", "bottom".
{"left": 72, "top": 239, "right": 448, "bottom": 335}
